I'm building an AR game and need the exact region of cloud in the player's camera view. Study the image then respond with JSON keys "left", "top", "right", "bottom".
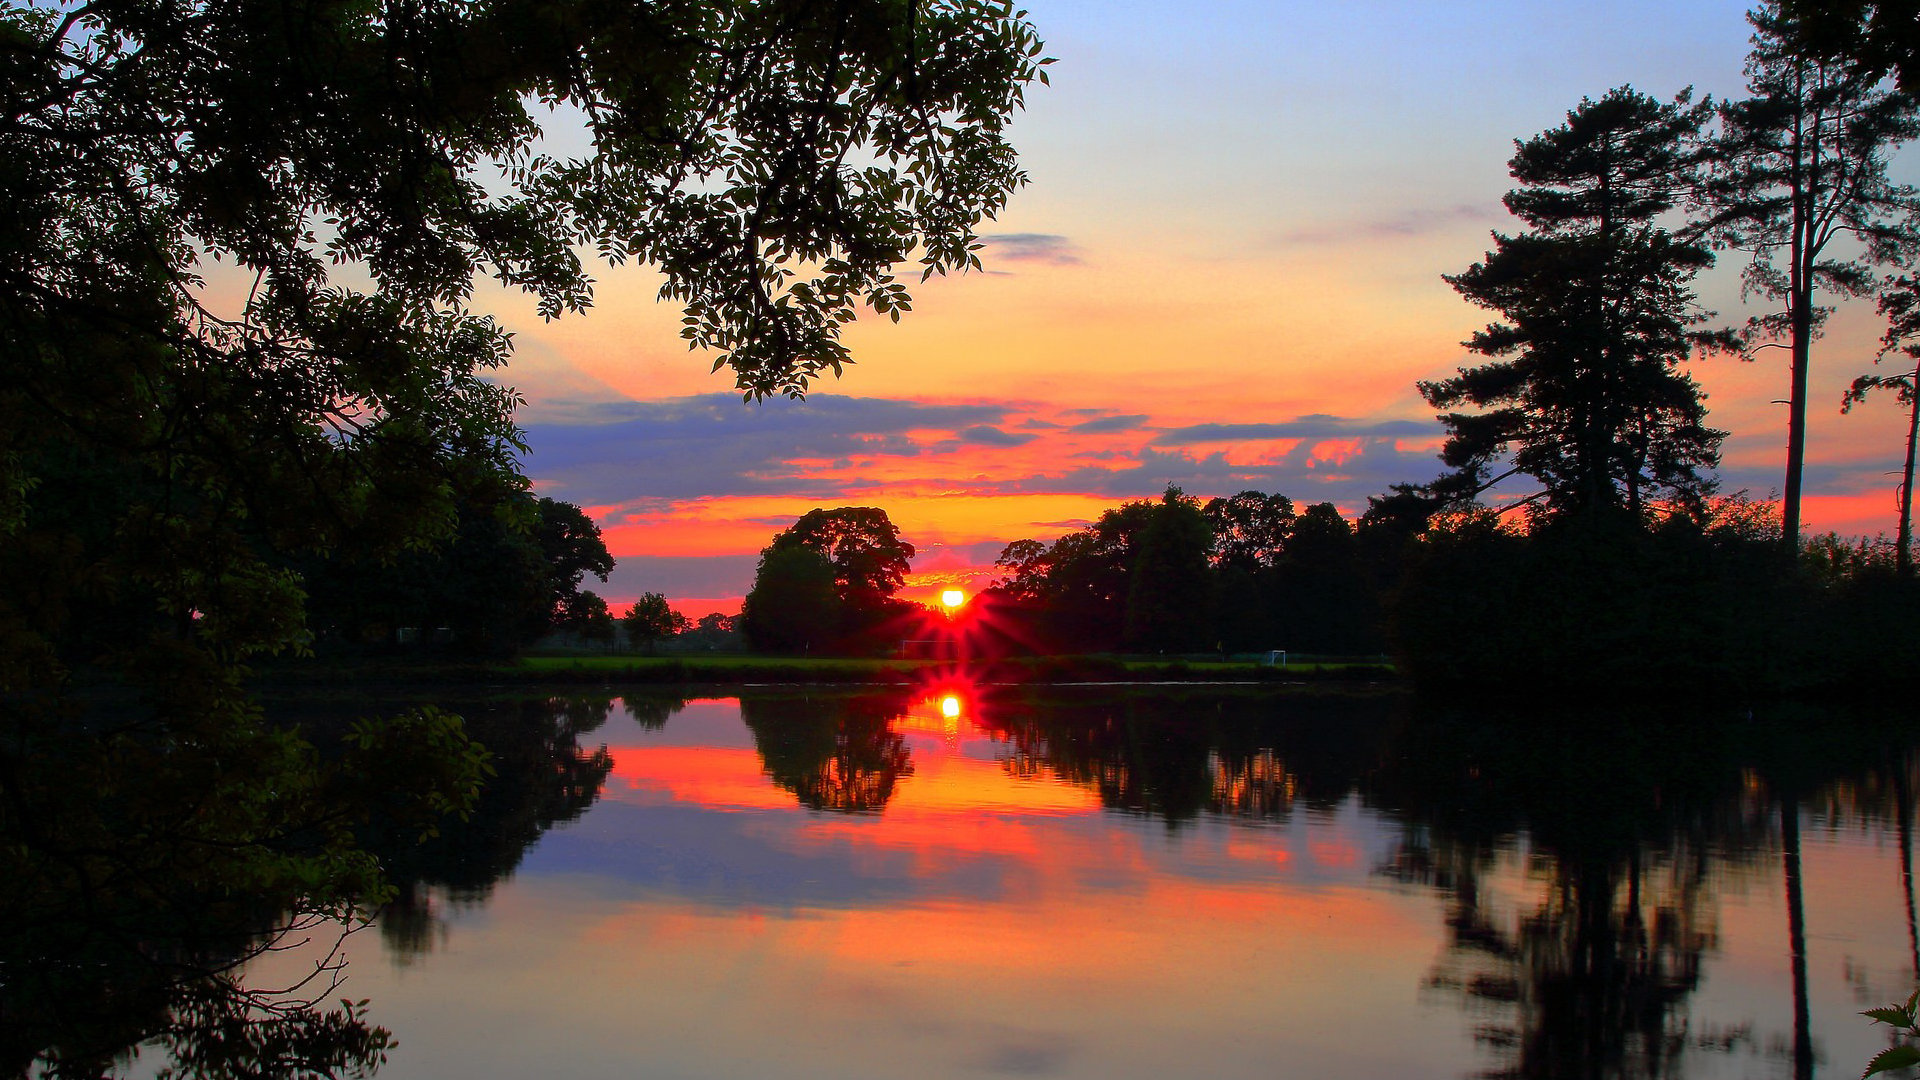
{"left": 988, "top": 442, "right": 1445, "bottom": 509}
{"left": 976, "top": 232, "right": 1084, "bottom": 266}
{"left": 1070, "top": 414, "right": 1152, "bottom": 434}
{"left": 1157, "top": 414, "right": 1438, "bottom": 445}
{"left": 521, "top": 393, "right": 1011, "bottom": 504}
{"left": 1273, "top": 203, "right": 1500, "bottom": 248}
{"left": 958, "top": 424, "right": 1038, "bottom": 448}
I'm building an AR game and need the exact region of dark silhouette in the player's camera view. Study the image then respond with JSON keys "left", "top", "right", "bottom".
{"left": 740, "top": 694, "right": 915, "bottom": 813}
{"left": 743, "top": 507, "right": 919, "bottom": 655}
{"left": 1845, "top": 273, "right": 1920, "bottom": 575}
{"left": 368, "top": 696, "right": 620, "bottom": 961}
{"left": 1423, "top": 87, "right": 1727, "bottom": 521}
{"left": 623, "top": 593, "right": 691, "bottom": 654}
{"left": 1778, "top": 0, "right": 1920, "bottom": 90}
{"left": 1706, "top": 1, "right": 1920, "bottom": 552}
{"left": 0, "top": 3, "right": 1046, "bottom": 935}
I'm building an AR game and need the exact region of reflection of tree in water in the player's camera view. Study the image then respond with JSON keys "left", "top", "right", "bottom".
{"left": 623, "top": 692, "right": 689, "bottom": 731}
{"left": 369, "top": 695, "right": 627, "bottom": 960}
{"left": 986, "top": 691, "right": 1397, "bottom": 825}
{"left": 1, "top": 700, "right": 489, "bottom": 1076}
{"left": 741, "top": 693, "right": 914, "bottom": 812}
{"left": 1369, "top": 705, "right": 1913, "bottom": 1080}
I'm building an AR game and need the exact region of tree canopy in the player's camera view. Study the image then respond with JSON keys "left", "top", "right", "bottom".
{"left": 1423, "top": 87, "right": 1728, "bottom": 521}
{"left": 1707, "top": 2, "right": 1920, "bottom": 546}
{"left": 1, "top": 0, "right": 1045, "bottom": 696}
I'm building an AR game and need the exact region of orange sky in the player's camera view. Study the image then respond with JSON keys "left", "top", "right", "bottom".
{"left": 478, "top": 1, "right": 1920, "bottom": 613}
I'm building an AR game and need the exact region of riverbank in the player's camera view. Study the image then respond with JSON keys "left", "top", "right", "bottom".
{"left": 251, "top": 653, "right": 1397, "bottom": 688}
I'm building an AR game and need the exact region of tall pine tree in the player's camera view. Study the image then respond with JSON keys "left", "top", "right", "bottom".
{"left": 1707, "top": 1, "right": 1920, "bottom": 551}
{"left": 1423, "top": 87, "right": 1728, "bottom": 522}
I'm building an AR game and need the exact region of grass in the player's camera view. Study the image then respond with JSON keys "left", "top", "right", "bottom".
{"left": 512, "top": 653, "right": 1395, "bottom": 684}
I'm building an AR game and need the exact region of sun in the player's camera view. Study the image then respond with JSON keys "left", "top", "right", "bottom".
{"left": 940, "top": 588, "right": 966, "bottom": 609}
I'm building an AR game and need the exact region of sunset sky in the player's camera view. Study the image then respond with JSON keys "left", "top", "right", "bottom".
{"left": 484, "top": 0, "right": 1920, "bottom": 615}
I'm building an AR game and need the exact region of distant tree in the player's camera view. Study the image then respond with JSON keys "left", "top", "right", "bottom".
{"left": 1425, "top": 87, "right": 1727, "bottom": 522}
{"left": 535, "top": 499, "right": 617, "bottom": 624}
{"left": 770, "top": 507, "right": 917, "bottom": 605}
{"left": 1203, "top": 491, "right": 1295, "bottom": 569}
{"left": 741, "top": 545, "right": 842, "bottom": 654}
{"left": 1124, "top": 488, "right": 1215, "bottom": 652}
{"left": 759, "top": 507, "right": 918, "bottom": 651}
{"left": 1707, "top": 4, "right": 1920, "bottom": 549}
{"left": 1844, "top": 273, "right": 1920, "bottom": 574}
{"left": 558, "top": 591, "right": 615, "bottom": 649}
{"left": 622, "top": 594, "right": 690, "bottom": 654}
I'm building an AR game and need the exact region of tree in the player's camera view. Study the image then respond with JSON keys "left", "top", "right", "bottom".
{"left": 1203, "top": 491, "right": 1295, "bottom": 570}
{"left": 622, "top": 593, "right": 690, "bottom": 654}
{"left": 1423, "top": 87, "right": 1727, "bottom": 522}
{"left": 1778, "top": 0, "right": 1920, "bottom": 89}
{"left": 534, "top": 498, "right": 616, "bottom": 628}
{"left": 1844, "top": 273, "right": 1920, "bottom": 575}
{"left": 769, "top": 507, "right": 917, "bottom": 605}
{"left": 1, "top": 0, "right": 1045, "bottom": 713}
{"left": 1707, "top": 3, "right": 1920, "bottom": 550}
{"left": 741, "top": 544, "right": 842, "bottom": 654}
{"left": 761, "top": 506, "right": 918, "bottom": 650}
{"left": 1124, "top": 487, "right": 1214, "bottom": 652}
{"left": 557, "top": 590, "right": 615, "bottom": 648}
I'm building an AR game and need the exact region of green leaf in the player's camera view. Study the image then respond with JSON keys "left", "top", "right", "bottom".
{"left": 1865, "top": 1008, "right": 1915, "bottom": 1027}
{"left": 1865, "top": 1045, "right": 1920, "bottom": 1078}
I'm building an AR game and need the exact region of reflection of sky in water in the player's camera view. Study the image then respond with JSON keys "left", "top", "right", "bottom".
{"left": 244, "top": 696, "right": 1920, "bottom": 1080}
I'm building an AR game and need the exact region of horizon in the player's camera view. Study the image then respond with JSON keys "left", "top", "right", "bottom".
{"left": 486, "top": 0, "right": 1920, "bottom": 617}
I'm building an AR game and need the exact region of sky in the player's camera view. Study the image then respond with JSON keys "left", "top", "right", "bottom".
{"left": 483, "top": 0, "right": 1920, "bottom": 615}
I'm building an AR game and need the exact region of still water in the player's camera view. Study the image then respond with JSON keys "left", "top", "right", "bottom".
{"left": 249, "top": 687, "right": 1920, "bottom": 1079}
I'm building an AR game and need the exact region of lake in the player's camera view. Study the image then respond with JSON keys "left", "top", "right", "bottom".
{"left": 171, "top": 687, "right": 1920, "bottom": 1077}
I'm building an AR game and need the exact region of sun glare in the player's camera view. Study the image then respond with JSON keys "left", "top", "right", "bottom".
{"left": 940, "top": 695, "right": 962, "bottom": 719}
{"left": 940, "top": 588, "right": 966, "bottom": 609}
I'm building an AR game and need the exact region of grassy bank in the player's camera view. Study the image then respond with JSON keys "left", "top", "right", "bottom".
{"left": 510, "top": 654, "right": 1396, "bottom": 684}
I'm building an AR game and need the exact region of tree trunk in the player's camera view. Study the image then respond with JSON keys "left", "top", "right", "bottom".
{"left": 1900, "top": 362, "right": 1918, "bottom": 576}
{"left": 1783, "top": 795, "right": 1814, "bottom": 1080}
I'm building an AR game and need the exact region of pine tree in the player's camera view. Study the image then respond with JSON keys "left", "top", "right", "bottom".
{"left": 1423, "top": 88, "right": 1728, "bottom": 521}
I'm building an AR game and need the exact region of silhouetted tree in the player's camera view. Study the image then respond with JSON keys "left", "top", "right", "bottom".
{"left": 741, "top": 545, "right": 842, "bottom": 654}
{"left": 1204, "top": 490, "right": 1295, "bottom": 569}
{"left": 622, "top": 593, "right": 690, "bottom": 654}
{"left": 1124, "top": 488, "right": 1214, "bottom": 651}
{"left": 1424, "top": 87, "right": 1726, "bottom": 521}
{"left": 1707, "top": 4, "right": 1920, "bottom": 550}
{"left": 0, "top": 0, "right": 1047, "bottom": 899}
{"left": 1845, "top": 272, "right": 1920, "bottom": 574}
{"left": 1778, "top": 0, "right": 1920, "bottom": 89}
{"left": 748, "top": 507, "right": 918, "bottom": 653}
{"left": 741, "top": 695, "right": 913, "bottom": 812}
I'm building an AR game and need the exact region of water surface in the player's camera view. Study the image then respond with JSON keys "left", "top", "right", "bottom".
{"left": 247, "top": 687, "right": 1920, "bottom": 1080}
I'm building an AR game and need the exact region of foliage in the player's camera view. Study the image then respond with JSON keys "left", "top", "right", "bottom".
{"left": 300, "top": 482, "right": 613, "bottom": 654}
{"left": 623, "top": 593, "right": 691, "bottom": 654}
{"left": 770, "top": 507, "right": 917, "bottom": 603}
{"left": 743, "top": 507, "right": 918, "bottom": 654}
{"left": 1778, "top": 0, "right": 1920, "bottom": 89}
{"left": 742, "top": 543, "right": 843, "bottom": 653}
{"left": 1864, "top": 989, "right": 1920, "bottom": 1077}
{"left": 1423, "top": 87, "right": 1727, "bottom": 521}
{"left": 1845, "top": 273, "right": 1920, "bottom": 573}
{"left": 1203, "top": 491, "right": 1295, "bottom": 570}
{"left": 1123, "top": 488, "right": 1215, "bottom": 651}
{"left": 1706, "top": 2, "right": 1920, "bottom": 545}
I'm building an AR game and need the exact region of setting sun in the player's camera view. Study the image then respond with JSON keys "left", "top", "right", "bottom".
{"left": 939, "top": 695, "right": 962, "bottom": 719}
{"left": 940, "top": 588, "right": 966, "bottom": 609}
